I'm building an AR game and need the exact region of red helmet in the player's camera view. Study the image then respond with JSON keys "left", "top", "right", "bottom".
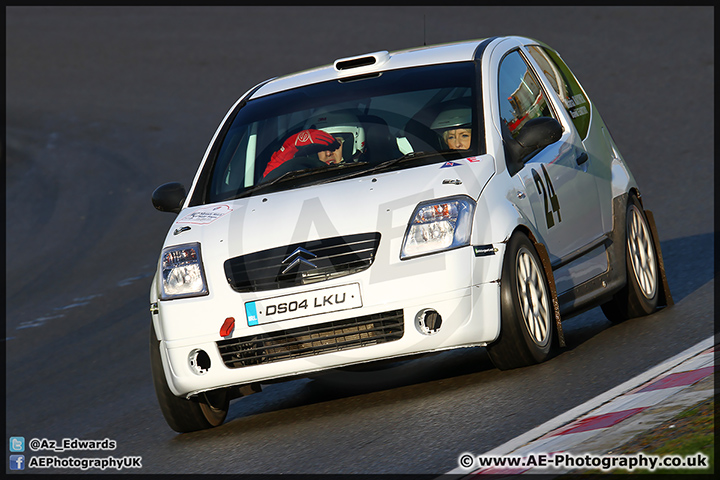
{"left": 263, "top": 129, "right": 340, "bottom": 177}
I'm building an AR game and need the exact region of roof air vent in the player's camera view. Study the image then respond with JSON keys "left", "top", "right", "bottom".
{"left": 334, "top": 51, "right": 390, "bottom": 73}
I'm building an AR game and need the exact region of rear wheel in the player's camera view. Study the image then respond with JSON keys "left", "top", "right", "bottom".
{"left": 601, "top": 194, "right": 659, "bottom": 322}
{"left": 150, "top": 325, "right": 229, "bottom": 433}
{"left": 487, "top": 232, "right": 555, "bottom": 370}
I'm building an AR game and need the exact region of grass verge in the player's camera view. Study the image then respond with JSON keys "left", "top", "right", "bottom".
{"left": 567, "top": 396, "right": 714, "bottom": 476}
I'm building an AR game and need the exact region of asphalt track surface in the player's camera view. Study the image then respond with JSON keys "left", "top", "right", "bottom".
{"left": 5, "top": 6, "right": 714, "bottom": 475}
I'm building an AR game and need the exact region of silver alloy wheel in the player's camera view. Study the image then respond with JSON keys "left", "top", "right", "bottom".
{"left": 627, "top": 205, "right": 657, "bottom": 300}
{"left": 516, "top": 247, "right": 550, "bottom": 346}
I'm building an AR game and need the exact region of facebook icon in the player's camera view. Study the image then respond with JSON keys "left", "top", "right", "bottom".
{"left": 9, "top": 455, "right": 25, "bottom": 470}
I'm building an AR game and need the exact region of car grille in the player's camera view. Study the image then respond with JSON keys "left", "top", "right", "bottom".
{"left": 224, "top": 232, "right": 381, "bottom": 293}
{"left": 216, "top": 309, "right": 404, "bottom": 369}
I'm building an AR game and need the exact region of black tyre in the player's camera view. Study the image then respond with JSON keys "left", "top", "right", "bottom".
{"left": 150, "top": 325, "right": 229, "bottom": 433}
{"left": 486, "top": 232, "right": 555, "bottom": 370}
{"left": 601, "top": 194, "right": 659, "bottom": 322}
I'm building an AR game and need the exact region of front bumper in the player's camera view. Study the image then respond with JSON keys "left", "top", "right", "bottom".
{"left": 154, "top": 244, "right": 504, "bottom": 397}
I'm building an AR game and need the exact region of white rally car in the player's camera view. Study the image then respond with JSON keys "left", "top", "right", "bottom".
{"left": 150, "top": 36, "right": 672, "bottom": 432}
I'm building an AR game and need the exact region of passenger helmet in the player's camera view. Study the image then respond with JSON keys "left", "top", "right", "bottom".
{"left": 431, "top": 107, "right": 472, "bottom": 132}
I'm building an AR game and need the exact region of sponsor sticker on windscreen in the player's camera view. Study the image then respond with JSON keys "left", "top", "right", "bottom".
{"left": 245, "top": 283, "right": 362, "bottom": 326}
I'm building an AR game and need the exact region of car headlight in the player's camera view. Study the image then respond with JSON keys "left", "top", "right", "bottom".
{"left": 160, "top": 243, "right": 209, "bottom": 300}
{"left": 401, "top": 195, "right": 476, "bottom": 260}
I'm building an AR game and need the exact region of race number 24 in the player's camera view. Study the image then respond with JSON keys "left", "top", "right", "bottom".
{"left": 532, "top": 164, "right": 562, "bottom": 229}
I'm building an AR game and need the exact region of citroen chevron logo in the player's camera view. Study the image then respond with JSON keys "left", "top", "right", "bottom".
{"left": 281, "top": 247, "right": 318, "bottom": 274}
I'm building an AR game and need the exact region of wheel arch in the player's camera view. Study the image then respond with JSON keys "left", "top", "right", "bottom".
{"left": 620, "top": 187, "right": 673, "bottom": 308}
{"left": 625, "top": 188, "right": 674, "bottom": 308}
{"left": 508, "top": 225, "right": 565, "bottom": 348}
{"left": 473, "top": 186, "right": 565, "bottom": 347}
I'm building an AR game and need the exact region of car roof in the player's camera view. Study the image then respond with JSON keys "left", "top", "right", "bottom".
{"left": 249, "top": 37, "right": 500, "bottom": 100}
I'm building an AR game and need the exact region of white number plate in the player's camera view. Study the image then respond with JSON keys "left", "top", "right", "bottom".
{"left": 245, "top": 283, "right": 362, "bottom": 326}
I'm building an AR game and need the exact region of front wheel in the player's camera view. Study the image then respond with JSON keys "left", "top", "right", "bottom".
{"left": 150, "top": 325, "right": 229, "bottom": 433}
{"left": 601, "top": 194, "right": 659, "bottom": 322}
{"left": 486, "top": 232, "right": 555, "bottom": 370}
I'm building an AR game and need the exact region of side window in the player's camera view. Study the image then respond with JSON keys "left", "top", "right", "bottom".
{"left": 498, "top": 50, "right": 556, "bottom": 140}
{"left": 528, "top": 46, "right": 590, "bottom": 139}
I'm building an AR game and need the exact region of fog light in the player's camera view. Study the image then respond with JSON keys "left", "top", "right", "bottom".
{"left": 415, "top": 309, "right": 442, "bottom": 335}
{"left": 188, "top": 349, "right": 211, "bottom": 375}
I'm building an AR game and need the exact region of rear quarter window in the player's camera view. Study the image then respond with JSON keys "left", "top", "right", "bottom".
{"left": 528, "top": 45, "right": 590, "bottom": 139}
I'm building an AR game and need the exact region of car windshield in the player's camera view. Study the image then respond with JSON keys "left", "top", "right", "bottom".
{"left": 200, "top": 62, "right": 480, "bottom": 203}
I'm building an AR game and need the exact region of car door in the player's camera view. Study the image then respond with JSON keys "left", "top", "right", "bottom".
{"left": 496, "top": 47, "right": 604, "bottom": 264}
{"left": 525, "top": 43, "right": 614, "bottom": 232}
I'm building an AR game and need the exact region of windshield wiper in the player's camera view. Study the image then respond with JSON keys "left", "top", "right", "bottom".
{"left": 347, "top": 150, "right": 465, "bottom": 177}
{"left": 234, "top": 168, "right": 321, "bottom": 198}
{"left": 372, "top": 151, "right": 429, "bottom": 171}
{"left": 231, "top": 150, "right": 465, "bottom": 199}
{"left": 234, "top": 162, "right": 369, "bottom": 198}
{"left": 297, "top": 161, "right": 373, "bottom": 187}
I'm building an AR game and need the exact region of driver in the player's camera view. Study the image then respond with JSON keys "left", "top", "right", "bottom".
{"left": 317, "top": 136, "right": 344, "bottom": 165}
{"left": 262, "top": 128, "right": 341, "bottom": 178}
{"left": 431, "top": 106, "right": 472, "bottom": 150}
{"left": 262, "top": 111, "right": 368, "bottom": 181}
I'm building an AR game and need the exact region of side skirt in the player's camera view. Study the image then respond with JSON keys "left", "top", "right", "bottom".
{"left": 557, "top": 193, "right": 628, "bottom": 320}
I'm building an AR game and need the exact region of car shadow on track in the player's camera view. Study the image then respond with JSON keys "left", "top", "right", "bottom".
{"left": 164, "top": 346, "right": 500, "bottom": 441}
{"left": 654, "top": 232, "right": 714, "bottom": 303}
{"left": 218, "top": 346, "right": 496, "bottom": 424}
{"left": 543, "top": 232, "right": 713, "bottom": 352}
